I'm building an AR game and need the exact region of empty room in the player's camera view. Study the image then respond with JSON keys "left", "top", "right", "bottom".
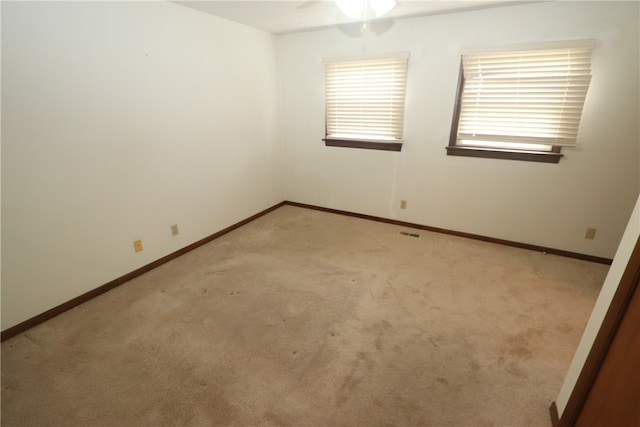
{"left": 1, "top": 0, "right": 639, "bottom": 426}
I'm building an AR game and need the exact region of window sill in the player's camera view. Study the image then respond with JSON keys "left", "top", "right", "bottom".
{"left": 446, "top": 145, "right": 563, "bottom": 163}
{"left": 324, "top": 138, "right": 403, "bottom": 152}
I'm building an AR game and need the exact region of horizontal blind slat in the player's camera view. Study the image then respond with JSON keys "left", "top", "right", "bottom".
{"left": 325, "top": 54, "right": 409, "bottom": 141}
{"left": 457, "top": 41, "right": 593, "bottom": 148}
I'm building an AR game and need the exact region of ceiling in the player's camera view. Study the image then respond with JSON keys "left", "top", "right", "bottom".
{"left": 175, "top": 0, "right": 535, "bottom": 35}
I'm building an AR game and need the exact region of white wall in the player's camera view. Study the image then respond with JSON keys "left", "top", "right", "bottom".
{"left": 556, "top": 194, "right": 640, "bottom": 416}
{"left": 278, "top": 1, "right": 639, "bottom": 259}
{"left": 2, "top": 1, "right": 638, "bottom": 331}
{"left": 1, "top": 1, "right": 283, "bottom": 329}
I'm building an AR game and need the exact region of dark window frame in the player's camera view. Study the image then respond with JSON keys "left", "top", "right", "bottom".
{"left": 323, "top": 138, "right": 403, "bottom": 152}
{"left": 447, "top": 61, "right": 563, "bottom": 164}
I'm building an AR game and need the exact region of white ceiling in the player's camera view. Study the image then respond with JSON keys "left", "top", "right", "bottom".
{"left": 175, "top": 0, "right": 536, "bottom": 35}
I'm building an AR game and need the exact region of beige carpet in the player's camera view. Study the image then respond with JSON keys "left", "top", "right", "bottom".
{"left": 1, "top": 205, "right": 608, "bottom": 426}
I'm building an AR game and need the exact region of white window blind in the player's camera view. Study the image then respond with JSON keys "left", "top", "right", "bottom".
{"left": 458, "top": 40, "right": 595, "bottom": 147}
{"left": 325, "top": 53, "right": 409, "bottom": 143}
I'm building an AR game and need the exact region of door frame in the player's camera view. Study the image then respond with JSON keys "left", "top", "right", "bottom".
{"left": 551, "top": 236, "right": 640, "bottom": 426}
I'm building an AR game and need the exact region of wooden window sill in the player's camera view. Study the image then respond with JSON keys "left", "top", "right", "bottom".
{"left": 324, "top": 138, "right": 403, "bottom": 152}
{"left": 446, "top": 145, "right": 563, "bottom": 163}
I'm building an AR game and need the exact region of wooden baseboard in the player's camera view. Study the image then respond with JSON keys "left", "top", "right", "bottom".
{"left": 550, "top": 402, "right": 560, "bottom": 427}
{"left": 283, "top": 201, "right": 613, "bottom": 265}
{"left": 1, "top": 199, "right": 612, "bottom": 341}
{"left": 0, "top": 202, "right": 286, "bottom": 342}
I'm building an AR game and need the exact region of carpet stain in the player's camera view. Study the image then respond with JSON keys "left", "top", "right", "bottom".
{"left": 336, "top": 352, "right": 375, "bottom": 408}
{"left": 505, "top": 328, "right": 544, "bottom": 359}
{"left": 556, "top": 323, "right": 575, "bottom": 334}
{"left": 263, "top": 410, "right": 296, "bottom": 426}
{"left": 363, "top": 320, "right": 394, "bottom": 351}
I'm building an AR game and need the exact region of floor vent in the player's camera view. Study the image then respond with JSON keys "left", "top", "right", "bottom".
{"left": 398, "top": 231, "right": 421, "bottom": 238}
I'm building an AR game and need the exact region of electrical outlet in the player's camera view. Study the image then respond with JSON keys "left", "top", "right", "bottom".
{"left": 400, "top": 200, "right": 407, "bottom": 209}
{"left": 171, "top": 224, "right": 179, "bottom": 236}
{"left": 133, "top": 239, "right": 143, "bottom": 252}
{"left": 585, "top": 228, "right": 597, "bottom": 240}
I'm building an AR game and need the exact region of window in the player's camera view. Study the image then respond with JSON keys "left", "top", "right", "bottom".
{"left": 324, "top": 53, "right": 409, "bottom": 152}
{"left": 447, "top": 40, "right": 595, "bottom": 163}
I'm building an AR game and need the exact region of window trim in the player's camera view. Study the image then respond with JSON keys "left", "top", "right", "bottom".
{"left": 447, "top": 60, "right": 564, "bottom": 164}
{"left": 323, "top": 138, "right": 403, "bottom": 152}
{"left": 446, "top": 145, "right": 563, "bottom": 163}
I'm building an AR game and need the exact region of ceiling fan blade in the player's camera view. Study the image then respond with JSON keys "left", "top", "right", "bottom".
{"left": 296, "top": 0, "right": 323, "bottom": 10}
